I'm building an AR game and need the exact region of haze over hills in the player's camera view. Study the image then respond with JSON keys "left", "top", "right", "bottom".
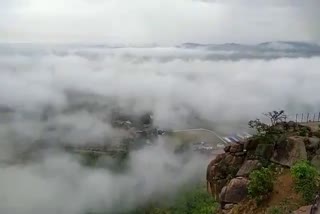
{"left": 1, "top": 41, "right": 320, "bottom": 61}
{"left": 179, "top": 41, "right": 320, "bottom": 52}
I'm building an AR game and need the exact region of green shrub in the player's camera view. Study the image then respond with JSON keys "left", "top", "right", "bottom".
{"left": 314, "top": 131, "right": 320, "bottom": 138}
{"left": 248, "top": 119, "right": 270, "bottom": 135}
{"left": 291, "top": 160, "right": 319, "bottom": 203}
{"left": 248, "top": 167, "right": 273, "bottom": 202}
{"left": 298, "top": 127, "right": 309, "bottom": 137}
{"left": 169, "top": 186, "right": 219, "bottom": 214}
{"left": 123, "top": 186, "right": 219, "bottom": 214}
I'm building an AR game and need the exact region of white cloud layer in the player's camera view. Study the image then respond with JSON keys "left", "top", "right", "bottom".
{"left": 0, "top": 142, "right": 207, "bottom": 214}
{"left": 0, "top": 6, "right": 320, "bottom": 211}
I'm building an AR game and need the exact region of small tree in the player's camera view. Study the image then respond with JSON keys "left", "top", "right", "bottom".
{"left": 263, "top": 110, "right": 287, "bottom": 125}
{"left": 248, "top": 119, "right": 269, "bottom": 135}
{"left": 248, "top": 111, "right": 287, "bottom": 146}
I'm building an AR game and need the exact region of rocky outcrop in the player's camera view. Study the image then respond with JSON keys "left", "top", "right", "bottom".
{"left": 307, "top": 137, "right": 320, "bottom": 150}
{"left": 255, "top": 144, "right": 274, "bottom": 160}
{"left": 206, "top": 121, "right": 318, "bottom": 213}
{"left": 271, "top": 136, "right": 307, "bottom": 167}
{"left": 207, "top": 142, "right": 259, "bottom": 212}
{"left": 229, "top": 143, "right": 243, "bottom": 153}
{"left": 311, "top": 155, "right": 320, "bottom": 171}
{"left": 244, "top": 138, "right": 260, "bottom": 151}
{"left": 219, "top": 177, "right": 249, "bottom": 204}
{"left": 236, "top": 160, "right": 261, "bottom": 177}
{"left": 293, "top": 205, "right": 312, "bottom": 214}
{"left": 207, "top": 143, "right": 246, "bottom": 199}
{"left": 293, "top": 205, "right": 320, "bottom": 214}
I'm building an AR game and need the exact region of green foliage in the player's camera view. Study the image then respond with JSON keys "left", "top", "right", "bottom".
{"left": 126, "top": 186, "right": 218, "bottom": 214}
{"left": 314, "top": 131, "right": 320, "bottom": 138}
{"left": 259, "top": 157, "right": 271, "bottom": 168}
{"left": 298, "top": 127, "right": 309, "bottom": 137}
{"left": 248, "top": 167, "right": 273, "bottom": 202}
{"left": 249, "top": 111, "right": 286, "bottom": 136}
{"left": 248, "top": 119, "right": 269, "bottom": 135}
{"left": 291, "top": 160, "right": 319, "bottom": 203}
{"left": 169, "top": 187, "right": 218, "bottom": 214}
{"left": 251, "top": 134, "right": 274, "bottom": 145}
{"left": 90, "top": 186, "right": 219, "bottom": 214}
{"left": 248, "top": 117, "right": 284, "bottom": 147}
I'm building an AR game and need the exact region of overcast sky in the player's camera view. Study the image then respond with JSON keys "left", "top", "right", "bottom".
{"left": 0, "top": 0, "right": 319, "bottom": 44}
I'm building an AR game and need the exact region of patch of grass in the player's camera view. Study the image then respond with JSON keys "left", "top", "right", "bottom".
{"left": 168, "top": 186, "right": 219, "bottom": 214}
{"left": 267, "top": 206, "right": 284, "bottom": 214}
{"left": 291, "top": 160, "right": 319, "bottom": 203}
{"left": 112, "top": 185, "right": 219, "bottom": 214}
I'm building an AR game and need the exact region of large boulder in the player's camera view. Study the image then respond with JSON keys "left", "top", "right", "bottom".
{"left": 208, "top": 164, "right": 225, "bottom": 180}
{"left": 306, "top": 137, "right": 320, "bottom": 151}
{"left": 224, "top": 145, "right": 231, "bottom": 153}
{"left": 271, "top": 136, "right": 307, "bottom": 167}
{"left": 207, "top": 153, "right": 227, "bottom": 177}
{"left": 255, "top": 144, "right": 274, "bottom": 160}
{"left": 236, "top": 160, "right": 261, "bottom": 177}
{"left": 311, "top": 155, "right": 320, "bottom": 171}
{"left": 224, "top": 153, "right": 244, "bottom": 166}
{"left": 230, "top": 143, "right": 244, "bottom": 153}
{"left": 207, "top": 153, "right": 227, "bottom": 180}
{"left": 293, "top": 205, "right": 312, "bottom": 214}
{"left": 244, "top": 138, "right": 260, "bottom": 151}
{"left": 210, "top": 178, "right": 228, "bottom": 199}
{"left": 208, "top": 154, "right": 245, "bottom": 181}
{"left": 219, "top": 177, "right": 249, "bottom": 204}
{"left": 207, "top": 152, "right": 246, "bottom": 199}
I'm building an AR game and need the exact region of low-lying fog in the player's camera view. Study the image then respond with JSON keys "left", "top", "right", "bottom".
{"left": 1, "top": 43, "right": 320, "bottom": 214}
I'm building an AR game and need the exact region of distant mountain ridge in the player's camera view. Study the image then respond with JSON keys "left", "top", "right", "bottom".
{"left": 177, "top": 41, "right": 320, "bottom": 51}
{"left": 1, "top": 41, "right": 320, "bottom": 60}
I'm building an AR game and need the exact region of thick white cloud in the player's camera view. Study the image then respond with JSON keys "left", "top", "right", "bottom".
{"left": 1, "top": 45, "right": 320, "bottom": 131}
{"left": 0, "top": 0, "right": 319, "bottom": 44}
{"left": 0, "top": 143, "right": 207, "bottom": 214}
{"left": 0, "top": 40, "right": 320, "bottom": 213}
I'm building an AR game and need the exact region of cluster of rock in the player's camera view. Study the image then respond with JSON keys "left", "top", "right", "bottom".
{"left": 206, "top": 121, "right": 320, "bottom": 213}
{"left": 207, "top": 142, "right": 259, "bottom": 212}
